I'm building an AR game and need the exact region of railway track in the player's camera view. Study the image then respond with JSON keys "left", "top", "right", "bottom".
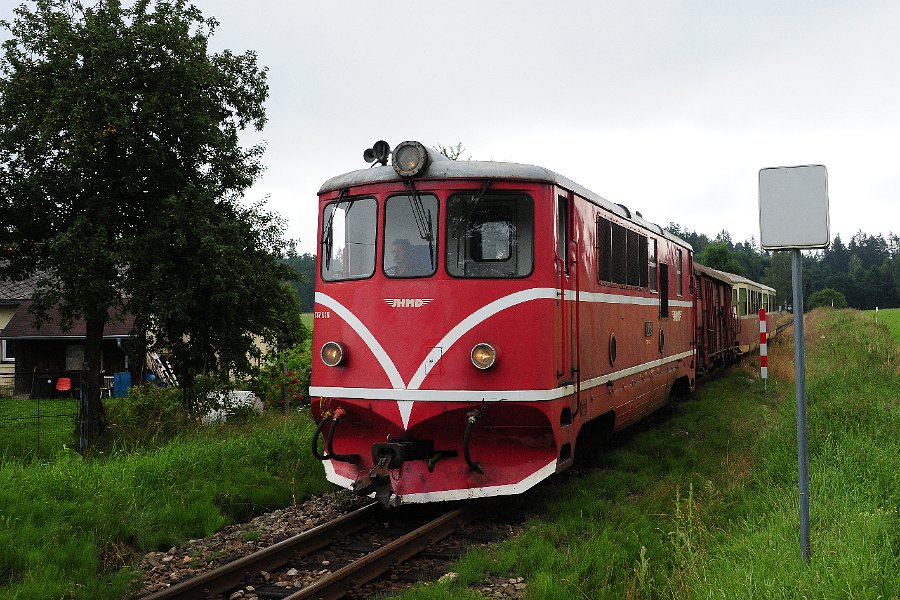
{"left": 140, "top": 502, "right": 479, "bottom": 600}
{"left": 774, "top": 319, "right": 794, "bottom": 337}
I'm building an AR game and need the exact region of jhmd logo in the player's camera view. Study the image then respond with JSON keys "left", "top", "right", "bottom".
{"left": 384, "top": 298, "right": 433, "bottom": 308}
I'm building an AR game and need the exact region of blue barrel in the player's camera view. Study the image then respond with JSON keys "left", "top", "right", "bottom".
{"left": 113, "top": 372, "right": 132, "bottom": 398}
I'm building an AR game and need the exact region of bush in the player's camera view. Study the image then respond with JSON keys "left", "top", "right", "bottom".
{"left": 808, "top": 287, "right": 848, "bottom": 309}
{"left": 103, "top": 385, "right": 191, "bottom": 450}
{"left": 251, "top": 344, "right": 311, "bottom": 408}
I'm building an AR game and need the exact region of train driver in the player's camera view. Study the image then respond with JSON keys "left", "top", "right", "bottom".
{"left": 388, "top": 238, "right": 430, "bottom": 277}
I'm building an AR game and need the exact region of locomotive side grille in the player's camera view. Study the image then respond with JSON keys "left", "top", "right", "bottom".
{"left": 611, "top": 222, "right": 628, "bottom": 284}
{"left": 598, "top": 216, "right": 652, "bottom": 288}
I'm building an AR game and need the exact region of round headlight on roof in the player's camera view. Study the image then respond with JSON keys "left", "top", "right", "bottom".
{"left": 471, "top": 343, "right": 497, "bottom": 370}
{"left": 392, "top": 141, "right": 428, "bottom": 177}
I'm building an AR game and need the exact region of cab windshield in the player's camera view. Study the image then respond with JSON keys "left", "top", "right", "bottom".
{"left": 383, "top": 193, "right": 438, "bottom": 278}
{"left": 445, "top": 194, "right": 534, "bottom": 278}
{"left": 321, "top": 197, "right": 377, "bottom": 281}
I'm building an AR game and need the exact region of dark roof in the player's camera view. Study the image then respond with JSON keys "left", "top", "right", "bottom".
{"left": 0, "top": 300, "right": 134, "bottom": 340}
{"left": 0, "top": 275, "right": 39, "bottom": 303}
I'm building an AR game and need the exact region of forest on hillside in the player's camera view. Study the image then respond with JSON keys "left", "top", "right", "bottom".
{"left": 668, "top": 224, "right": 900, "bottom": 310}
{"left": 285, "top": 227, "right": 900, "bottom": 312}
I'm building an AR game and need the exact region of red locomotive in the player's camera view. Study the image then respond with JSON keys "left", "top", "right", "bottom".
{"left": 310, "top": 140, "right": 771, "bottom": 506}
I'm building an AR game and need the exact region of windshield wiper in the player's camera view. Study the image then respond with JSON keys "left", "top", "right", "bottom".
{"left": 322, "top": 187, "right": 348, "bottom": 271}
{"left": 404, "top": 180, "right": 435, "bottom": 269}
{"left": 451, "top": 179, "right": 492, "bottom": 240}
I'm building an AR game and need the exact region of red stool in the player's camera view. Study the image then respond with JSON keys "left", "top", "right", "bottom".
{"left": 55, "top": 377, "right": 72, "bottom": 396}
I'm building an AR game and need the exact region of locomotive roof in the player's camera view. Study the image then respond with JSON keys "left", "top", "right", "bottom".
{"left": 319, "top": 159, "right": 692, "bottom": 251}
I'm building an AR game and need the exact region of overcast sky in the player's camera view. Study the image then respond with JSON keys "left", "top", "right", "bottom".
{"left": 3, "top": 1, "right": 899, "bottom": 254}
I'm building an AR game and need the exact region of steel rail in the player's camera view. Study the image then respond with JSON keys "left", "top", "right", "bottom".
{"left": 139, "top": 502, "right": 379, "bottom": 600}
{"left": 775, "top": 319, "right": 794, "bottom": 337}
{"left": 283, "top": 506, "right": 477, "bottom": 600}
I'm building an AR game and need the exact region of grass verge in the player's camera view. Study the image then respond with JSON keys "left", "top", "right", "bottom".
{"left": 0, "top": 409, "right": 329, "bottom": 599}
{"left": 399, "top": 308, "right": 899, "bottom": 599}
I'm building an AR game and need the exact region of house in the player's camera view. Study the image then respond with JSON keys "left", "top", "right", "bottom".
{"left": 0, "top": 276, "right": 36, "bottom": 380}
{"left": 0, "top": 278, "right": 134, "bottom": 397}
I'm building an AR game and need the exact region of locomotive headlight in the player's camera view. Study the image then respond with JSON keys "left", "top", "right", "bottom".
{"left": 392, "top": 140, "right": 428, "bottom": 177}
{"left": 470, "top": 343, "right": 497, "bottom": 370}
{"left": 321, "top": 341, "right": 345, "bottom": 367}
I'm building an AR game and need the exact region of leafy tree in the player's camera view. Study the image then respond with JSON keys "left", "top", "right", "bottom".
{"left": 0, "top": 0, "right": 299, "bottom": 441}
{"left": 733, "top": 236, "right": 770, "bottom": 283}
{"left": 714, "top": 229, "right": 733, "bottom": 247}
{"left": 697, "top": 242, "right": 743, "bottom": 275}
{"left": 285, "top": 252, "right": 315, "bottom": 312}
{"left": 763, "top": 251, "right": 792, "bottom": 310}
{"left": 807, "top": 288, "right": 848, "bottom": 309}
{"left": 666, "top": 223, "right": 711, "bottom": 258}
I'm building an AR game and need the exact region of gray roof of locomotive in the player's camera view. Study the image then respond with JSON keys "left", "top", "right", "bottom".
{"left": 319, "top": 151, "right": 691, "bottom": 251}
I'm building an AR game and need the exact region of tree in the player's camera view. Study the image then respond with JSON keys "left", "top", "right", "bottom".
{"left": 763, "top": 251, "right": 792, "bottom": 309}
{"left": 807, "top": 288, "right": 848, "bottom": 309}
{"left": 0, "top": 0, "right": 299, "bottom": 441}
{"left": 285, "top": 252, "right": 316, "bottom": 312}
{"left": 698, "top": 242, "right": 743, "bottom": 275}
{"left": 435, "top": 142, "right": 468, "bottom": 160}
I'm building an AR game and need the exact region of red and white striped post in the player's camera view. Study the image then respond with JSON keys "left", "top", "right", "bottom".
{"left": 759, "top": 308, "right": 768, "bottom": 390}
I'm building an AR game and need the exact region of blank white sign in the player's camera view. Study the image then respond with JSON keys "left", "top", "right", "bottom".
{"left": 759, "top": 165, "right": 829, "bottom": 250}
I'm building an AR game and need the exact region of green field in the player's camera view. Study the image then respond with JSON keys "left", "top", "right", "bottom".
{"left": 867, "top": 307, "right": 900, "bottom": 342}
{"left": 300, "top": 312, "right": 313, "bottom": 331}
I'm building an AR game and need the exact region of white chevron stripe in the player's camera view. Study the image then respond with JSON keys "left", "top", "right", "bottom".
{"left": 314, "top": 292, "right": 405, "bottom": 389}
{"left": 408, "top": 288, "right": 557, "bottom": 390}
{"left": 315, "top": 287, "right": 693, "bottom": 429}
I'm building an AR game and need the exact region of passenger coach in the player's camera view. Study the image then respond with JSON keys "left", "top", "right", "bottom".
{"left": 310, "top": 141, "right": 696, "bottom": 505}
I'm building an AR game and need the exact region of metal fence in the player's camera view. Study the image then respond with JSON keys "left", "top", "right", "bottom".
{"left": 0, "top": 372, "right": 80, "bottom": 460}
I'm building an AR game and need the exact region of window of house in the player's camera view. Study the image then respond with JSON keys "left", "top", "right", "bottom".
{"left": 1, "top": 340, "right": 13, "bottom": 363}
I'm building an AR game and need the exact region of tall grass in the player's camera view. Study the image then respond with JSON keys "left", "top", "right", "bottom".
{"left": 0, "top": 398, "right": 78, "bottom": 460}
{"left": 0, "top": 409, "right": 330, "bottom": 599}
{"left": 401, "top": 308, "right": 899, "bottom": 599}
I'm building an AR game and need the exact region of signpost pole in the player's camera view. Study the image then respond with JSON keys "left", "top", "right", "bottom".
{"left": 791, "top": 249, "right": 811, "bottom": 561}
{"left": 760, "top": 164, "right": 827, "bottom": 563}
